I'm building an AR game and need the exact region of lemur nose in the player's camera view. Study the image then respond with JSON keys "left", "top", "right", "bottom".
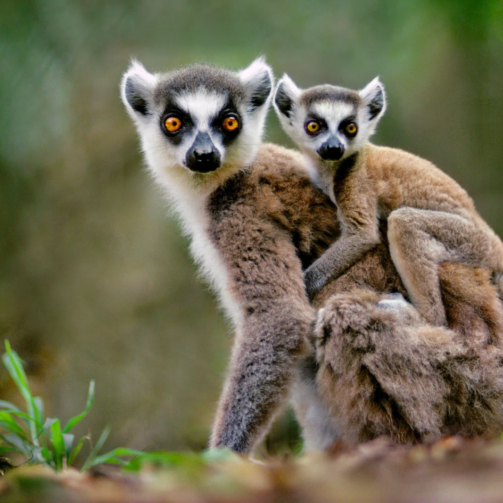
{"left": 186, "top": 132, "right": 221, "bottom": 173}
{"left": 317, "top": 141, "right": 345, "bottom": 161}
{"left": 194, "top": 150, "right": 220, "bottom": 168}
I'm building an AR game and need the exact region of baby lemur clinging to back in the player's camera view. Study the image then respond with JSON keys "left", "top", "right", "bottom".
{"left": 274, "top": 75, "right": 503, "bottom": 326}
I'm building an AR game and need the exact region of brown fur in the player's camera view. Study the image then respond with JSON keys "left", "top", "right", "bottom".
{"left": 124, "top": 59, "right": 503, "bottom": 454}
{"left": 205, "top": 143, "right": 503, "bottom": 452}
{"left": 312, "top": 241, "right": 503, "bottom": 445}
{"left": 305, "top": 144, "right": 503, "bottom": 326}
{"left": 314, "top": 289, "right": 503, "bottom": 444}
{"left": 207, "top": 144, "right": 339, "bottom": 451}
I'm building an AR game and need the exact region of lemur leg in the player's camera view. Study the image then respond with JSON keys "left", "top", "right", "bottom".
{"left": 387, "top": 207, "right": 493, "bottom": 326}
{"left": 291, "top": 355, "right": 339, "bottom": 452}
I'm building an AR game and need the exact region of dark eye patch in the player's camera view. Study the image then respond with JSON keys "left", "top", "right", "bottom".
{"left": 212, "top": 99, "right": 242, "bottom": 146}
{"left": 159, "top": 101, "right": 194, "bottom": 145}
{"left": 305, "top": 114, "right": 328, "bottom": 133}
{"left": 339, "top": 115, "right": 358, "bottom": 137}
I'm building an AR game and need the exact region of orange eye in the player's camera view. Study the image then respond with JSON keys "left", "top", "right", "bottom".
{"left": 164, "top": 116, "right": 182, "bottom": 132}
{"left": 306, "top": 121, "right": 320, "bottom": 134}
{"left": 345, "top": 123, "right": 358, "bottom": 135}
{"left": 223, "top": 116, "right": 239, "bottom": 131}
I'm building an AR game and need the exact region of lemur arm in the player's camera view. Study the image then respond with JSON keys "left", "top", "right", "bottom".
{"left": 304, "top": 168, "right": 380, "bottom": 300}
{"left": 210, "top": 294, "right": 313, "bottom": 452}
{"left": 208, "top": 203, "right": 314, "bottom": 453}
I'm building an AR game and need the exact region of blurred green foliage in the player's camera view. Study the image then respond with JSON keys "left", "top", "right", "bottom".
{"left": 0, "top": 340, "right": 143, "bottom": 470}
{"left": 0, "top": 0, "right": 502, "bottom": 453}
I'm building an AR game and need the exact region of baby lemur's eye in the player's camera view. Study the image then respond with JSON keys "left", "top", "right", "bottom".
{"left": 222, "top": 116, "right": 239, "bottom": 132}
{"left": 305, "top": 120, "right": 320, "bottom": 135}
{"left": 344, "top": 123, "right": 358, "bottom": 136}
{"left": 164, "top": 116, "right": 182, "bottom": 133}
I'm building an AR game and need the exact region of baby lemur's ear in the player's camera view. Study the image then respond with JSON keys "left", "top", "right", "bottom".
{"left": 121, "top": 60, "right": 158, "bottom": 120}
{"left": 274, "top": 74, "right": 301, "bottom": 119}
{"left": 359, "top": 77, "right": 387, "bottom": 121}
{"left": 239, "top": 57, "right": 274, "bottom": 112}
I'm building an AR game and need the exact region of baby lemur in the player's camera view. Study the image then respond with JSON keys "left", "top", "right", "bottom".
{"left": 274, "top": 75, "right": 503, "bottom": 325}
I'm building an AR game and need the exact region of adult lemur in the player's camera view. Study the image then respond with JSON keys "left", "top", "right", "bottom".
{"left": 273, "top": 75, "right": 503, "bottom": 327}
{"left": 122, "top": 59, "right": 503, "bottom": 453}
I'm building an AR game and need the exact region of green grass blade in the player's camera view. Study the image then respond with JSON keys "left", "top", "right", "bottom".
{"left": 68, "top": 436, "right": 87, "bottom": 466}
{"left": 2, "top": 341, "right": 41, "bottom": 444}
{"left": 0, "top": 401, "right": 32, "bottom": 428}
{"left": 81, "top": 425, "right": 110, "bottom": 471}
{"left": 31, "top": 446, "right": 52, "bottom": 465}
{"left": 0, "top": 411, "right": 28, "bottom": 439}
{"left": 0, "top": 409, "right": 35, "bottom": 428}
{"left": 122, "top": 451, "right": 201, "bottom": 472}
{"left": 1, "top": 433, "right": 31, "bottom": 456}
{"left": 34, "top": 397, "right": 44, "bottom": 424}
{"left": 39, "top": 447, "right": 53, "bottom": 465}
{"left": 63, "top": 380, "right": 95, "bottom": 433}
{"left": 49, "top": 419, "right": 65, "bottom": 470}
{"left": 43, "top": 417, "right": 57, "bottom": 430}
{"left": 3, "top": 341, "right": 34, "bottom": 404}
{"left": 0, "top": 400, "right": 22, "bottom": 413}
{"left": 90, "top": 447, "right": 144, "bottom": 467}
{"left": 63, "top": 433, "right": 74, "bottom": 457}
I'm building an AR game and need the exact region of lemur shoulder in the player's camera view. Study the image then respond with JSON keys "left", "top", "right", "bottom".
{"left": 274, "top": 75, "right": 503, "bottom": 326}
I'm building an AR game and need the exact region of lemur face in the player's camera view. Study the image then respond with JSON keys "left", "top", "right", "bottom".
{"left": 122, "top": 58, "right": 273, "bottom": 179}
{"left": 274, "top": 76, "right": 386, "bottom": 163}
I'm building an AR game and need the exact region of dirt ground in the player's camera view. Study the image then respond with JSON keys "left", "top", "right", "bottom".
{"left": 2, "top": 436, "right": 503, "bottom": 503}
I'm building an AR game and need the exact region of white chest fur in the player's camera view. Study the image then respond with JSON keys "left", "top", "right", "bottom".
{"left": 305, "top": 157, "right": 336, "bottom": 203}
{"left": 159, "top": 173, "right": 241, "bottom": 325}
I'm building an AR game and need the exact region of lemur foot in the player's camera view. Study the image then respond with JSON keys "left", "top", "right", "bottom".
{"left": 377, "top": 293, "right": 409, "bottom": 311}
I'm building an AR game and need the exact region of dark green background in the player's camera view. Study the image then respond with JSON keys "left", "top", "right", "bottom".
{"left": 1, "top": 0, "right": 502, "bottom": 452}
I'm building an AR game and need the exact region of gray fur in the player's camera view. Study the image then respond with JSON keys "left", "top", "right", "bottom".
{"left": 153, "top": 64, "right": 246, "bottom": 106}
{"left": 299, "top": 85, "right": 361, "bottom": 109}
{"left": 122, "top": 61, "right": 503, "bottom": 455}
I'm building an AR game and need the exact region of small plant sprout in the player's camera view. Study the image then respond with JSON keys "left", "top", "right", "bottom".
{"left": 0, "top": 340, "right": 143, "bottom": 471}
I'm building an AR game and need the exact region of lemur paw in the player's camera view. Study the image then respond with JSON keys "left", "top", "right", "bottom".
{"left": 376, "top": 293, "right": 423, "bottom": 325}
{"left": 304, "top": 266, "right": 329, "bottom": 301}
{"left": 376, "top": 293, "right": 409, "bottom": 311}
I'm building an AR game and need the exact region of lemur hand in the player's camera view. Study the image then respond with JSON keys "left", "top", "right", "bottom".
{"left": 304, "top": 263, "right": 330, "bottom": 301}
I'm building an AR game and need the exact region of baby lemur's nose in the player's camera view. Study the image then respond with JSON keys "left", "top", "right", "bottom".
{"left": 186, "top": 132, "right": 221, "bottom": 173}
{"left": 318, "top": 140, "right": 345, "bottom": 161}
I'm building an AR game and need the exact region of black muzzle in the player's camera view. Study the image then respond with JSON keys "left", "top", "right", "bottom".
{"left": 186, "top": 132, "right": 221, "bottom": 173}
{"left": 317, "top": 138, "right": 344, "bottom": 161}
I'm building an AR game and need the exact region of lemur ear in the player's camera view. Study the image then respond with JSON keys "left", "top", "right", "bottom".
{"left": 121, "top": 60, "right": 157, "bottom": 118}
{"left": 239, "top": 57, "right": 274, "bottom": 111}
{"left": 274, "top": 74, "right": 301, "bottom": 119}
{"left": 359, "top": 77, "right": 386, "bottom": 121}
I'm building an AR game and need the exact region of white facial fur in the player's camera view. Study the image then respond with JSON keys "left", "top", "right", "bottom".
{"left": 121, "top": 58, "right": 273, "bottom": 323}
{"left": 172, "top": 90, "right": 228, "bottom": 167}
{"left": 274, "top": 75, "right": 386, "bottom": 197}
{"left": 121, "top": 58, "right": 273, "bottom": 192}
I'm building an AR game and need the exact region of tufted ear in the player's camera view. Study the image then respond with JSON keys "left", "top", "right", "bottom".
{"left": 273, "top": 74, "right": 301, "bottom": 119}
{"left": 359, "top": 77, "right": 386, "bottom": 121}
{"left": 121, "top": 60, "right": 157, "bottom": 119}
{"left": 239, "top": 57, "right": 274, "bottom": 112}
